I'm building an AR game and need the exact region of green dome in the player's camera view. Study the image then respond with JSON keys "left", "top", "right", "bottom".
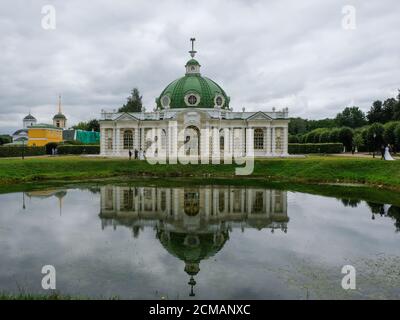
{"left": 157, "top": 230, "right": 228, "bottom": 274}
{"left": 156, "top": 59, "right": 230, "bottom": 109}
{"left": 53, "top": 113, "right": 66, "bottom": 120}
{"left": 185, "top": 59, "right": 200, "bottom": 66}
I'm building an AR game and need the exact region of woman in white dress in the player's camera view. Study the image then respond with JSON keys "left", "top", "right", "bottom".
{"left": 384, "top": 145, "right": 395, "bottom": 161}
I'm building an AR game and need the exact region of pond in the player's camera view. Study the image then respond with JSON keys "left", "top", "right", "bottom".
{"left": 0, "top": 183, "right": 399, "bottom": 299}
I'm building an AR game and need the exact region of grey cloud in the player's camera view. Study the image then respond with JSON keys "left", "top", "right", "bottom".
{"left": 0, "top": 0, "right": 399, "bottom": 133}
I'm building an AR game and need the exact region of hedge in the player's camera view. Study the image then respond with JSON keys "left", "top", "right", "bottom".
{"left": 0, "top": 146, "right": 46, "bottom": 157}
{"left": 57, "top": 145, "right": 100, "bottom": 155}
{"left": 289, "top": 143, "right": 343, "bottom": 154}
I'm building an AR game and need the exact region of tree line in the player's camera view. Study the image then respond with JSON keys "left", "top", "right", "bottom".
{"left": 289, "top": 91, "right": 400, "bottom": 152}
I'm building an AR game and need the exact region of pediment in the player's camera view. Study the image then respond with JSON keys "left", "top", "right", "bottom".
{"left": 114, "top": 113, "right": 139, "bottom": 121}
{"left": 246, "top": 112, "right": 273, "bottom": 121}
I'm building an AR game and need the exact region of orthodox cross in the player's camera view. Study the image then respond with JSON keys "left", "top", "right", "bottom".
{"left": 189, "top": 38, "right": 197, "bottom": 58}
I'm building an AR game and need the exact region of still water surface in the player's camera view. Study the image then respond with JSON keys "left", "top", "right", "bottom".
{"left": 0, "top": 184, "right": 399, "bottom": 299}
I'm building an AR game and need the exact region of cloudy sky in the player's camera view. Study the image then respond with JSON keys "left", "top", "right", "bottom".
{"left": 0, "top": 0, "right": 399, "bottom": 133}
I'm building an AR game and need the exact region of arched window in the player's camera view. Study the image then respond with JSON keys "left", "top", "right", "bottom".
{"left": 123, "top": 130, "right": 133, "bottom": 149}
{"left": 106, "top": 129, "right": 113, "bottom": 149}
{"left": 254, "top": 128, "right": 264, "bottom": 150}
{"left": 253, "top": 191, "right": 264, "bottom": 213}
{"left": 218, "top": 190, "right": 225, "bottom": 212}
{"left": 219, "top": 135, "right": 224, "bottom": 151}
{"left": 161, "top": 129, "right": 167, "bottom": 150}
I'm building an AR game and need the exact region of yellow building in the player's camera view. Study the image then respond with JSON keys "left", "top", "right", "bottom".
{"left": 27, "top": 124, "right": 63, "bottom": 147}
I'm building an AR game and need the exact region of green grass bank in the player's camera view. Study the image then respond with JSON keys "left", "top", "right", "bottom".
{"left": 0, "top": 155, "right": 399, "bottom": 191}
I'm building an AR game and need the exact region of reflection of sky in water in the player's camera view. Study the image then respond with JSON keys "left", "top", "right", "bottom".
{"left": 0, "top": 186, "right": 399, "bottom": 299}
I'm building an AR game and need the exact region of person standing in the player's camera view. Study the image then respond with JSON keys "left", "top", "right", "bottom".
{"left": 380, "top": 145, "right": 385, "bottom": 160}
{"left": 134, "top": 149, "right": 138, "bottom": 160}
{"left": 129, "top": 150, "right": 132, "bottom": 160}
{"left": 384, "top": 145, "right": 395, "bottom": 161}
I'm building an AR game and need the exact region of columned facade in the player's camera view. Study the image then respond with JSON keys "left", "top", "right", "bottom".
{"left": 100, "top": 108, "right": 289, "bottom": 158}
{"left": 99, "top": 41, "right": 290, "bottom": 158}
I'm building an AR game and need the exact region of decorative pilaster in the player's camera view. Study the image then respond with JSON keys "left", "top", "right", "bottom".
{"left": 115, "top": 127, "right": 121, "bottom": 156}
{"left": 135, "top": 127, "right": 140, "bottom": 151}
{"left": 283, "top": 127, "right": 288, "bottom": 155}
{"left": 100, "top": 128, "right": 105, "bottom": 155}
{"left": 271, "top": 127, "right": 276, "bottom": 155}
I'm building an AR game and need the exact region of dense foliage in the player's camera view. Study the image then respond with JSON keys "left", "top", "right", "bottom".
{"left": 57, "top": 145, "right": 100, "bottom": 155}
{"left": 288, "top": 143, "right": 343, "bottom": 154}
{"left": 289, "top": 91, "right": 400, "bottom": 152}
{"left": 72, "top": 119, "right": 100, "bottom": 132}
{"left": 0, "top": 146, "right": 45, "bottom": 157}
{"left": 0, "top": 135, "right": 12, "bottom": 145}
{"left": 118, "top": 88, "right": 143, "bottom": 113}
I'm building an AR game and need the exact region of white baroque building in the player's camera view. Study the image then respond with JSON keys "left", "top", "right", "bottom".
{"left": 99, "top": 40, "right": 289, "bottom": 159}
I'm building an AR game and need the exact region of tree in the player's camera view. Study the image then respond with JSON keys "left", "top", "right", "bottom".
{"left": 288, "top": 118, "right": 307, "bottom": 135}
{"left": 394, "top": 124, "right": 400, "bottom": 150}
{"left": 383, "top": 121, "right": 399, "bottom": 147}
{"left": 367, "top": 100, "right": 383, "bottom": 124}
{"left": 319, "top": 129, "right": 331, "bottom": 143}
{"left": 72, "top": 119, "right": 100, "bottom": 132}
{"left": 306, "top": 118, "right": 336, "bottom": 131}
{"left": 86, "top": 119, "right": 100, "bottom": 132}
{"left": 329, "top": 128, "right": 341, "bottom": 143}
{"left": 288, "top": 135, "right": 300, "bottom": 143}
{"left": 393, "top": 90, "right": 400, "bottom": 120}
{"left": 382, "top": 98, "right": 397, "bottom": 123}
{"left": 366, "top": 123, "right": 384, "bottom": 152}
{"left": 119, "top": 88, "right": 143, "bottom": 113}
{"left": 352, "top": 133, "right": 364, "bottom": 152}
{"left": 0, "top": 135, "right": 12, "bottom": 145}
{"left": 335, "top": 106, "right": 366, "bottom": 128}
{"left": 338, "top": 127, "right": 354, "bottom": 151}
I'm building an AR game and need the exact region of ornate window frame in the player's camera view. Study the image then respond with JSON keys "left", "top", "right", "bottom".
{"left": 214, "top": 94, "right": 225, "bottom": 108}
{"left": 184, "top": 92, "right": 201, "bottom": 107}
{"left": 161, "top": 95, "right": 171, "bottom": 109}
{"left": 123, "top": 129, "right": 134, "bottom": 150}
{"left": 254, "top": 128, "right": 264, "bottom": 150}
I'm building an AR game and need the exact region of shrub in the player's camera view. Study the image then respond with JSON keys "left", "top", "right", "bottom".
{"left": 288, "top": 135, "right": 299, "bottom": 143}
{"left": 394, "top": 124, "right": 400, "bottom": 150}
{"left": 366, "top": 123, "right": 384, "bottom": 151}
{"left": 62, "top": 140, "right": 84, "bottom": 145}
{"left": 0, "top": 146, "right": 45, "bottom": 157}
{"left": 57, "top": 145, "right": 100, "bottom": 155}
{"left": 338, "top": 127, "right": 354, "bottom": 151}
{"left": 329, "top": 128, "right": 341, "bottom": 143}
{"left": 383, "top": 121, "right": 399, "bottom": 147}
{"left": 319, "top": 130, "right": 331, "bottom": 143}
{"left": 352, "top": 133, "right": 365, "bottom": 151}
{"left": 288, "top": 143, "right": 343, "bottom": 154}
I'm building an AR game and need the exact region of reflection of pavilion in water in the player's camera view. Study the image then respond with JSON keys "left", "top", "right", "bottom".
{"left": 99, "top": 185, "right": 288, "bottom": 296}
{"left": 23, "top": 190, "right": 67, "bottom": 214}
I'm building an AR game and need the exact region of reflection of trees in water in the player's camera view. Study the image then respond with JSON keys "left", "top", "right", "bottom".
{"left": 340, "top": 199, "right": 361, "bottom": 208}
{"left": 387, "top": 206, "right": 400, "bottom": 232}
{"left": 366, "top": 202, "right": 400, "bottom": 232}
{"left": 338, "top": 198, "right": 400, "bottom": 232}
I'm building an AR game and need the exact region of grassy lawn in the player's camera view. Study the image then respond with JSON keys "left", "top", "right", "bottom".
{"left": 0, "top": 155, "right": 399, "bottom": 191}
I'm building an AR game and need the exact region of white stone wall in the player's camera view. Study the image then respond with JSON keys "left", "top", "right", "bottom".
{"left": 99, "top": 110, "right": 289, "bottom": 157}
